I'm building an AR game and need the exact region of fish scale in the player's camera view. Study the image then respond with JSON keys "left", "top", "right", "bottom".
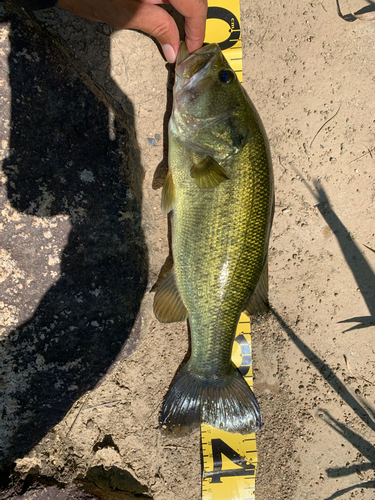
{"left": 154, "top": 43, "right": 273, "bottom": 435}
{"left": 173, "top": 139, "right": 271, "bottom": 377}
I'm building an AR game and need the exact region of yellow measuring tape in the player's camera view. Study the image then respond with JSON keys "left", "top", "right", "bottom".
{"left": 201, "top": 313, "right": 257, "bottom": 500}
{"left": 201, "top": 3, "right": 257, "bottom": 499}
{"left": 204, "top": 0, "right": 242, "bottom": 83}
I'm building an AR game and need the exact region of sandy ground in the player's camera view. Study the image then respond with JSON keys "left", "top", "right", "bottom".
{"left": 0, "top": 0, "right": 375, "bottom": 499}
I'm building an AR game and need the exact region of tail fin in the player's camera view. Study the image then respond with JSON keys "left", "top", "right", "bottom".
{"left": 160, "top": 364, "right": 262, "bottom": 435}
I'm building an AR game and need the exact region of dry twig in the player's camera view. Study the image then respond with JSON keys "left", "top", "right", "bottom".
{"left": 310, "top": 102, "right": 342, "bottom": 148}
{"left": 350, "top": 146, "right": 375, "bottom": 164}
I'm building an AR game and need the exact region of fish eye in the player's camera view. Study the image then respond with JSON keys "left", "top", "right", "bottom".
{"left": 219, "top": 69, "right": 235, "bottom": 84}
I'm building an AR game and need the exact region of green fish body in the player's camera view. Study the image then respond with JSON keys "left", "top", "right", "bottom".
{"left": 154, "top": 43, "right": 274, "bottom": 434}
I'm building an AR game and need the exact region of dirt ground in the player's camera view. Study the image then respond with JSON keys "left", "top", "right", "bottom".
{"left": 0, "top": 0, "right": 375, "bottom": 499}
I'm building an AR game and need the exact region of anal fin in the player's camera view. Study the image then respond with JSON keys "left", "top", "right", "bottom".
{"left": 153, "top": 269, "right": 188, "bottom": 323}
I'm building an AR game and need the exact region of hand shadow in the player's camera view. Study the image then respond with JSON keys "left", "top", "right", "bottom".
{"left": 0, "top": 5, "right": 148, "bottom": 472}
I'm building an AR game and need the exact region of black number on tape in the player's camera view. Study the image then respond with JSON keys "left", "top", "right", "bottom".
{"left": 204, "top": 438, "right": 255, "bottom": 484}
{"left": 234, "top": 334, "right": 252, "bottom": 377}
{"left": 206, "top": 7, "right": 241, "bottom": 50}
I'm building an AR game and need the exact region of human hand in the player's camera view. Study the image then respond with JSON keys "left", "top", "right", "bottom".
{"left": 57, "top": 0, "right": 207, "bottom": 63}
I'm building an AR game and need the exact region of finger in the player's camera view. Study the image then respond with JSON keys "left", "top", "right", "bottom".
{"left": 125, "top": 3, "right": 180, "bottom": 62}
{"left": 58, "top": 0, "right": 179, "bottom": 63}
{"left": 140, "top": 0, "right": 171, "bottom": 4}
{"left": 169, "top": 0, "right": 207, "bottom": 53}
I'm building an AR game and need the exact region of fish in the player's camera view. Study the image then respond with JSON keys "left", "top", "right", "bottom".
{"left": 154, "top": 42, "right": 274, "bottom": 435}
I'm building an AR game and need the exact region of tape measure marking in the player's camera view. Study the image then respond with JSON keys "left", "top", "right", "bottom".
{"left": 204, "top": 0, "right": 243, "bottom": 83}
{"left": 201, "top": 4, "right": 257, "bottom": 498}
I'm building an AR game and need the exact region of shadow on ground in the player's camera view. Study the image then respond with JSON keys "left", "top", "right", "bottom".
{"left": 336, "top": 0, "right": 375, "bottom": 22}
{"left": 0, "top": 4, "right": 148, "bottom": 487}
{"left": 271, "top": 179, "right": 375, "bottom": 498}
{"left": 272, "top": 307, "right": 375, "bottom": 498}
{"left": 313, "top": 182, "right": 375, "bottom": 332}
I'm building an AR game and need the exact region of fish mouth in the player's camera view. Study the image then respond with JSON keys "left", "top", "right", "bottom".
{"left": 175, "top": 42, "right": 220, "bottom": 80}
{"left": 172, "top": 42, "right": 232, "bottom": 141}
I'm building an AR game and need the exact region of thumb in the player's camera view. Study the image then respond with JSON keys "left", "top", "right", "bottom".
{"left": 125, "top": 3, "right": 180, "bottom": 63}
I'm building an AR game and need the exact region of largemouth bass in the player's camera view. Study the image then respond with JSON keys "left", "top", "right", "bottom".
{"left": 154, "top": 42, "right": 274, "bottom": 434}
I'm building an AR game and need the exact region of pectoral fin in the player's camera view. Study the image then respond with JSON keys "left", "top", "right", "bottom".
{"left": 191, "top": 156, "right": 230, "bottom": 189}
{"left": 153, "top": 269, "right": 188, "bottom": 323}
{"left": 243, "top": 258, "right": 269, "bottom": 316}
{"left": 161, "top": 170, "right": 175, "bottom": 214}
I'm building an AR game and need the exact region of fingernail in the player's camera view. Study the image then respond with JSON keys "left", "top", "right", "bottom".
{"left": 162, "top": 44, "right": 176, "bottom": 64}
